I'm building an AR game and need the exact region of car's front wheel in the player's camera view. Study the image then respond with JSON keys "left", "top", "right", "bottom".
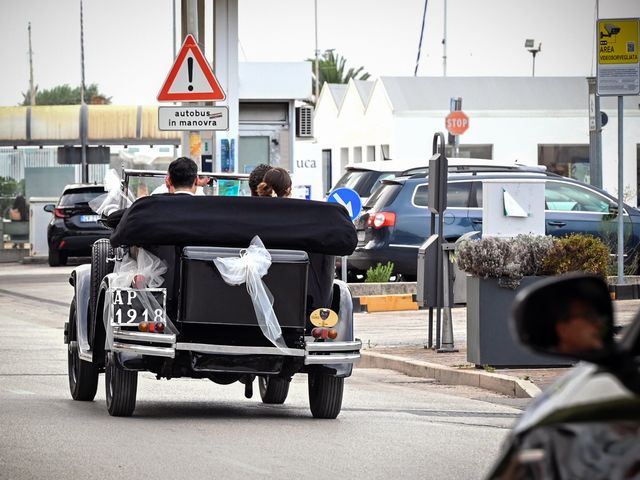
{"left": 258, "top": 376, "right": 290, "bottom": 404}
{"left": 308, "top": 372, "right": 344, "bottom": 419}
{"left": 105, "top": 352, "right": 138, "bottom": 417}
{"left": 67, "top": 299, "right": 99, "bottom": 401}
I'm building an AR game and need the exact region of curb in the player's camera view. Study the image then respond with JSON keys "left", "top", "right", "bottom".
{"left": 357, "top": 294, "right": 418, "bottom": 312}
{"left": 357, "top": 351, "right": 541, "bottom": 399}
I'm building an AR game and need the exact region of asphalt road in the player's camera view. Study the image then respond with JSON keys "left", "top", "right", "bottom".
{"left": 0, "top": 264, "right": 523, "bottom": 480}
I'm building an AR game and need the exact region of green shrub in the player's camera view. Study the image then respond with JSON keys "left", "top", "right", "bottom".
{"left": 542, "top": 234, "right": 610, "bottom": 277}
{"left": 365, "top": 261, "right": 394, "bottom": 283}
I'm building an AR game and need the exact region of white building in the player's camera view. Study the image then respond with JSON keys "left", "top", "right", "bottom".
{"left": 314, "top": 76, "right": 640, "bottom": 205}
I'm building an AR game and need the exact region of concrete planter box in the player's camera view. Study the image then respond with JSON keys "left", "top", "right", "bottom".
{"left": 466, "top": 275, "right": 571, "bottom": 367}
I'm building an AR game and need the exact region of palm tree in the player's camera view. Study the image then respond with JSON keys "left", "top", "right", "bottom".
{"left": 307, "top": 50, "right": 371, "bottom": 105}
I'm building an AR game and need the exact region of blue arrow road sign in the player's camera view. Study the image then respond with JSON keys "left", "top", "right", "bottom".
{"left": 327, "top": 188, "right": 362, "bottom": 221}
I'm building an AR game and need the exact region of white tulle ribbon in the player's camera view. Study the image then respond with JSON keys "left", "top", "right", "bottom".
{"left": 213, "top": 236, "right": 288, "bottom": 352}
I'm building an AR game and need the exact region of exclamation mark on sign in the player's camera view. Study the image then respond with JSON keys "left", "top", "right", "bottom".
{"left": 187, "top": 57, "right": 194, "bottom": 91}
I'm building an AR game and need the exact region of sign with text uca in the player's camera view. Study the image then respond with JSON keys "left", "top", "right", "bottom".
{"left": 445, "top": 110, "right": 469, "bottom": 135}
{"left": 158, "top": 106, "right": 229, "bottom": 131}
{"left": 597, "top": 18, "right": 640, "bottom": 96}
{"left": 158, "top": 34, "right": 226, "bottom": 102}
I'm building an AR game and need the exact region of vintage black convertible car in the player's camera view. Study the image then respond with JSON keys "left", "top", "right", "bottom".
{"left": 64, "top": 170, "right": 361, "bottom": 418}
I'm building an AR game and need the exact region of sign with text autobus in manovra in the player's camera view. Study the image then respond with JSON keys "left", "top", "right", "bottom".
{"left": 445, "top": 110, "right": 469, "bottom": 135}
{"left": 158, "top": 106, "right": 229, "bottom": 131}
{"left": 597, "top": 18, "right": 640, "bottom": 96}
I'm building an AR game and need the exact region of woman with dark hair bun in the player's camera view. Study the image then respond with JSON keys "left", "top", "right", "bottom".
{"left": 257, "top": 167, "right": 292, "bottom": 197}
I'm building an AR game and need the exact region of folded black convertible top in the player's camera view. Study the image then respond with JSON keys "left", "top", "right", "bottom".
{"left": 110, "top": 194, "right": 357, "bottom": 256}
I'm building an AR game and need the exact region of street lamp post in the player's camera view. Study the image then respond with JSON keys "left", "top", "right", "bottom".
{"left": 314, "top": 0, "right": 320, "bottom": 102}
{"left": 524, "top": 39, "right": 541, "bottom": 77}
{"left": 79, "top": 0, "right": 88, "bottom": 183}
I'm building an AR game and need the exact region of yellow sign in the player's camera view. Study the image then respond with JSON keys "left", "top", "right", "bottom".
{"left": 598, "top": 19, "right": 639, "bottom": 65}
{"left": 309, "top": 308, "right": 338, "bottom": 328}
{"left": 597, "top": 18, "right": 640, "bottom": 96}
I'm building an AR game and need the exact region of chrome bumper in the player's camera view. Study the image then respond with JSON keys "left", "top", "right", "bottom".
{"left": 110, "top": 329, "right": 361, "bottom": 365}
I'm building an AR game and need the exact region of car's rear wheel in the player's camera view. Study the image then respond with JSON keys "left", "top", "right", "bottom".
{"left": 67, "top": 299, "right": 99, "bottom": 401}
{"left": 48, "top": 248, "right": 67, "bottom": 267}
{"left": 308, "top": 372, "right": 344, "bottom": 419}
{"left": 105, "top": 352, "right": 138, "bottom": 417}
{"left": 90, "top": 239, "right": 113, "bottom": 345}
{"left": 258, "top": 376, "right": 290, "bottom": 404}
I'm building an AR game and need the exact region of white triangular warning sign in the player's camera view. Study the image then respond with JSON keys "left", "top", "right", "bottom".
{"left": 158, "top": 34, "right": 226, "bottom": 102}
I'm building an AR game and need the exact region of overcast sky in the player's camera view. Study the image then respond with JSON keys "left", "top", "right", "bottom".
{"left": 0, "top": 0, "right": 638, "bottom": 106}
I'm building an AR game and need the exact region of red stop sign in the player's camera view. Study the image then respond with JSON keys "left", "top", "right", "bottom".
{"left": 445, "top": 111, "right": 469, "bottom": 135}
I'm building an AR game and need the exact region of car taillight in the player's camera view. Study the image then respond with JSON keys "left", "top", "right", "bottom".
{"left": 53, "top": 208, "right": 68, "bottom": 218}
{"left": 367, "top": 212, "right": 396, "bottom": 229}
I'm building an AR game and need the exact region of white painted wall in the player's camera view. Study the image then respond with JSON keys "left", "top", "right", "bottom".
{"left": 314, "top": 78, "right": 640, "bottom": 204}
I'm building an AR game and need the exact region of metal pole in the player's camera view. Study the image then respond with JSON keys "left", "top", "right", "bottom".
{"left": 172, "top": 0, "right": 178, "bottom": 158}
{"left": 437, "top": 248, "right": 457, "bottom": 352}
{"left": 314, "top": 0, "right": 320, "bottom": 101}
{"left": 79, "top": 0, "right": 88, "bottom": 183}
{"left": 617, "top": 95, "right": 624, "bottom": 283}
{"left": 28, "top": 23, "right": 35, "bottom": 106}
{"left": 341, "top": 256, "right": 347, "bottom": 283}
{"left": 183, "top": 0, "right": 199, "bottom": 164}
{"left": 442, "top": 0, "right": 447, "bottom": 76}
{"left": 532, "top": 51, "right": 536, "bottom": 77}
{"left": 172, "top": 0, "right": 177, "bottom": 58}
{"left": 587, "top": 77, "right": 603, "bottom": 188}
{"left": 414, "top": 0, "right": 428, "bottom": 77}
{"left": 427, "top": 212, "right": 436, "bottom": 349}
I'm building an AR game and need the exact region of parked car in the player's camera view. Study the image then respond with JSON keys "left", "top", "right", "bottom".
{"left": 347, "top": 168, "right": 640, "bottom": 280}
{"left": 44, "top": 184, "right": 109, "bottom": 266}
{"left": 486, "top": 273, "right": 640, "bottom": 479}
{"left": 328, "top": 164, "right": 400, "bottom": 202}
{"left": 328, "top": 159, "right": 530, "bottom": 203}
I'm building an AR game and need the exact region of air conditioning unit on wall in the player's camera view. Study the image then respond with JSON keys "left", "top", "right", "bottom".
{"left": 295, "top": 106, "right": 313, "bottom": 138}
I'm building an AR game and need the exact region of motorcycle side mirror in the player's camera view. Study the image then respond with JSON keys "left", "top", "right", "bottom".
{"left": 511, "top": 273, "right": 616, "bottom": 363}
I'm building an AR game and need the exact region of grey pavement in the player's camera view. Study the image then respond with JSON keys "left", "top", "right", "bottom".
{"left": 0, "top": 262, "right": 523, "bottom": 479}
{"left": 354, "top": 297, "right": 640, "bottom": 392}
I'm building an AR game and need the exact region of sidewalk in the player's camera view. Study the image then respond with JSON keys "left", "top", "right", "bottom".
{"left": 353, "top": 299, "right": 640, "bottom": 397}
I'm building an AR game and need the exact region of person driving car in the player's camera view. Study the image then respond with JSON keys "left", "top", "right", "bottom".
{"left": 554, "top": 298, "right": 606, "bottom": 355}
{"left": 159, "top": 157, "right": 199, "bottom": 195}
{"left": 151, "top": 157, "right": 206, "bottom": 195}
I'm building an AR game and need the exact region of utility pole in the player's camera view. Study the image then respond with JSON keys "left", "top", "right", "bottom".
{"left": 28, "top": 22, "right": 35, "bottom": 105}
{"left": 79, "top": 0, "right": 88, "bottom": 183}
{"left": 442, "top": 0, "right": 447, "bottom": 76}
{"left": 181, "top": 0, "right": 202, "bottom": 166}
{"left": 314, "top": 0, "right": 320, "bottom": 102}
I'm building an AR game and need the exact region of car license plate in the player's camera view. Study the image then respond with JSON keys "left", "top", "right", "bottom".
{"left": 80, "top": 214, "right": 99, "bottom": 223}
{"left": 111, "top": 288, "right": 167, "bottom": 325}
{"left": 357, "top": 230, "right": 366, "bottom": 242}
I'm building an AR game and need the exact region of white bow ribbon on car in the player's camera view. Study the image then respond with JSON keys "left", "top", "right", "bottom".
{"left": 213, "top": 236, "right": 288, "bottom": 352}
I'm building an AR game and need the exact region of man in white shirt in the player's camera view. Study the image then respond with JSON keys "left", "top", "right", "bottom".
{"left": 155, "top": 157, "right": 199, "bottom": 195}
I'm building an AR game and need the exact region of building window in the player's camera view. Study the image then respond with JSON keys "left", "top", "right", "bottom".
{"left": 353, "top": 146, "right": 362, "bottom": 164}
{"left": 367, "top": 145, "right": 375, "bottom": 162}
{"left": 445, "top": 144, "right": 493, "bottom": 159}
{"left": 538, "top": 144, "right": 589, "bottom": 183}
{"left": 381, "top": 144, "right": 391, "bottom": 160}
{"left": 322, "top": 149, "right": 332, "bottom": 194}
{"left": 340, "top": 147, "right": 349, "bottom": 171}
